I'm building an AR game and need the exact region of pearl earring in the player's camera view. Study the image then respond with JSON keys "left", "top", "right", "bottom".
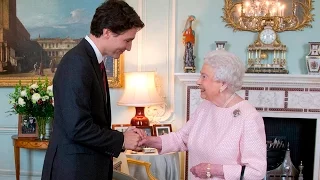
{"left": 220, "top": 86, "right": 227, "bottom": 92}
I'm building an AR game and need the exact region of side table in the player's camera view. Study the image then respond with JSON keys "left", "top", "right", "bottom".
{"left": 126, "top": 149, "right": 180, "bottom": 180}
{"left": 11, "top": 135, "right": 122, "bottom": 180}
{"left": 11, "top": 135, "right": 49, "bottom": 180}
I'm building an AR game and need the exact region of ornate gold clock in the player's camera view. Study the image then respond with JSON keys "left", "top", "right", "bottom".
{"left": 246, "top": 25, "right": 288, "bottom": 74}
{"left": 259, "top": 26, "right": 276, "bottom": 45}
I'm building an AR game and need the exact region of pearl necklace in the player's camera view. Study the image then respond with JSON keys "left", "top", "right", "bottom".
{"left": 222, "top": 93, "right": 236, "bottom": 108}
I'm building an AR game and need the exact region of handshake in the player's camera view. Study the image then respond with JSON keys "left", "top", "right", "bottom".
{"left": 122, "top": 126, "right": 159, "bottom": 151}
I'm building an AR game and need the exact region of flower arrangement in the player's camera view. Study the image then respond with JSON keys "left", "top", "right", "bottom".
{"left": 8, "top": 78, "right": 54, "bottom": 118}
{"left": 8, "top": 78, "right": 54, "bottom": 139}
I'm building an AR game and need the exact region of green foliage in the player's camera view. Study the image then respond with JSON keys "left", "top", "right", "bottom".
{"left": 8, "top": 78, "right": 54, "bottom": 118}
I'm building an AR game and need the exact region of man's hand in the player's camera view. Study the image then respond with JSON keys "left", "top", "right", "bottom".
{"left": 123, "top": 126, "right": 146, "bottom": 151}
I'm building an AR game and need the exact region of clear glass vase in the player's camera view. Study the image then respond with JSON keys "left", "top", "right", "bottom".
{"left": 36, "top": 116, "right": 47, "bottom": 140}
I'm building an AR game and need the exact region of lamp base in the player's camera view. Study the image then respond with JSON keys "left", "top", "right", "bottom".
{"left": 130, "top": 107, "right": 149, "bottom": 126}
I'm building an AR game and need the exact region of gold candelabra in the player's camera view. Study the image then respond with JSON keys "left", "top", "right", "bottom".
{"left": 238, "top": 0, "right": 296, "bottom": 32}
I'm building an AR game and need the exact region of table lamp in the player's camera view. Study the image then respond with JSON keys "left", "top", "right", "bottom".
{"left": 118, "top": 71, "right": 163, "bottom": 126}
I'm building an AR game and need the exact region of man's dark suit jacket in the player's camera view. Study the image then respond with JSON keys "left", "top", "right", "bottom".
{"left": 41, "top": 39, "right": 124, "bottom": 180}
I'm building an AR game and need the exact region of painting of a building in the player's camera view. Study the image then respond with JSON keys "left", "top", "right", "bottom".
{"left": 35, "top": 37, "right": 82, "bottom": 65}
{"left": 0, "top": 0, "right": 83, "bottom": 76}
{"left": 0, "top": 0, "right": 45, "bottom": 74}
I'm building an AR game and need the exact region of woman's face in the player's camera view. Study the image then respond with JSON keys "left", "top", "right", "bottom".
{"left": 197, "top": 64, "right": 223, "bottom": 102}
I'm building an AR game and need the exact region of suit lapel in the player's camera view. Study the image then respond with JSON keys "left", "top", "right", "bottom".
{"left": 82, "top": 39, "right": 112, "bottom": 125}
{"left": 82, "top": 39, "right": 107, "bottom": 101}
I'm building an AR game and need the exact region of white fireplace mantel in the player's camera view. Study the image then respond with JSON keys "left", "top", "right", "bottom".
{"left": 175, "top": 73, "right": 320, "bottom": 179}
{"left": 175, "top": 73, "right": 320, "bottom": 87}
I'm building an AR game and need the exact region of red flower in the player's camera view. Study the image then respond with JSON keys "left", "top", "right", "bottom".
{"left": 37, "top": 99, "right": 43, "bottom": 105}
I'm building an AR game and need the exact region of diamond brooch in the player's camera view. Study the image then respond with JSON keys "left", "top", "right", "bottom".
{"left": 233, "top": 108, "right": 241, "bottom": 117}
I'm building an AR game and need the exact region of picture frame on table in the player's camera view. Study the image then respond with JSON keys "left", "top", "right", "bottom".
{"left": 0, "top": 0, "right": 123, "bottom": 88}
{"left": 18, "top": 115, "right": 38, "bottom": 138}
{"left": 136, "top": 126, "right": 154, "bottom": 136}
{"left": 153, "top": 124, "right": 172, "bottom": 136}
{"left": 112, "top": 124, "right": 131, "bottom": 133}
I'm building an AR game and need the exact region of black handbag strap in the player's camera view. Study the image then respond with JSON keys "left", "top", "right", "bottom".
{"left": 240, "top": 165, "right": 246, "bottom": 180}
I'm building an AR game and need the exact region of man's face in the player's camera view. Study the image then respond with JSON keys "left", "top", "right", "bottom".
{"left": 102, "top": 28, "right": 139, "bottom": 58}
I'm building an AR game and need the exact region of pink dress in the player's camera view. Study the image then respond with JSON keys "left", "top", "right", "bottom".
{"left": 160, "top": 100, "right": 266, "bottom": 180}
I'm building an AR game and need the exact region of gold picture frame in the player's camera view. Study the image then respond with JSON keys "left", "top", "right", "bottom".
{"left": 106, "top": 55, "right": 124, "bottom": 88}
{"left": 0, "top": 55, "right": 123, "bottom": 88}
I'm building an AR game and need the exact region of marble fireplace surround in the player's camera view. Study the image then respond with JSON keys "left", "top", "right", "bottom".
{"left": 175, "top": 73, "right": 320, "bottom": 179}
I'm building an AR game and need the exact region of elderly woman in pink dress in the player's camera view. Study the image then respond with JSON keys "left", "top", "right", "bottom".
{"left": 139, "top": 50, "right": 266, "bottom": 179}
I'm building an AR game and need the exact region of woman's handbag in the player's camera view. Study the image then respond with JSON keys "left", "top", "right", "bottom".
{"left": 240, "top": 166, "right": 246, "bottom": 180}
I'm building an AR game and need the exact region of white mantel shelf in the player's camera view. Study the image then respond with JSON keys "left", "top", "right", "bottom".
{"left": 175, "top": 73, "right": 320, "bottom": 87}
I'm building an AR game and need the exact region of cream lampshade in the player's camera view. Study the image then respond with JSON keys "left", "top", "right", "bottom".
{"left": 118, "top": 71, "right": 163, "bottom": 126}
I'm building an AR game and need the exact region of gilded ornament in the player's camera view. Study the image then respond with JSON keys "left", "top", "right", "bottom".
{"left": 222, "top": 0, "right": 314, "bottom": 32}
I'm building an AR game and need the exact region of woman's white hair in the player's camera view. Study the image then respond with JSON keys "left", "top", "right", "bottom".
{"left": 204, "top": 50, "right": 245, "bottom": 93}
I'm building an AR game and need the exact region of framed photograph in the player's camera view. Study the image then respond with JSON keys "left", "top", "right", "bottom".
{"left": 18, "top": 115, "right": 38, "bottom": 138}
{"left": 137, "top": 126, "right": 154, "bottom": 136}
{"left": 0, "top": 0, "right": 123, "bottom": 88}
{"left": 153, "top": 124, "right": 172, "bottom": 136}
{"left": 112, "top": 124, "right": 131, "bottom": 133}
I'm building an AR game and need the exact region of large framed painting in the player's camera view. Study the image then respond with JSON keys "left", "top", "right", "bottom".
{"left": 0, "top": 0, "right": 123, "bottom": 88}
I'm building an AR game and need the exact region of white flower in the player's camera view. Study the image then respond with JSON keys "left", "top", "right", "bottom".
{"left": 18, "top": 98, "right": 26, "bottom": 106}
{"left": 30, "top": 83, "right": 39, "bottom": 89}
{"left": 20, "top": 90, "right": 27, "bottom": 97}
{"left": 47, "top": 85, "right": 53, "bottom": 92}
{"left": 31, "top": 93, "right": 41, "bottom": 103}
{"left": 47, "top": 85, "right": 53, "bottom": 96}
{"left": 52, "top": 97, "right": 54, "bottom": 106}
{"left": 41, "top": 95, "right": 49, "bottom": 101}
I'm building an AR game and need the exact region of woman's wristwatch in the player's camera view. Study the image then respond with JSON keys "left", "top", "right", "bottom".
{"left": 206, "top": 164, "right": 212, "bottom": 178}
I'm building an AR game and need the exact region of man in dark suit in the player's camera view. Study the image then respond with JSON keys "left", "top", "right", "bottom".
{"left": 41, "top": 1, "right": 145, "bottom": 180}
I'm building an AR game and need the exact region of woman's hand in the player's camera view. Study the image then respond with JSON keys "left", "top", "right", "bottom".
{"left": 191, "top": 163, "right": 224, "bottom": 179}
{"left": 190, "top": 163, "right": 211, "bottom": 179}
{"left": 138, "top": 136, "right": 162, "bottom": 150}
